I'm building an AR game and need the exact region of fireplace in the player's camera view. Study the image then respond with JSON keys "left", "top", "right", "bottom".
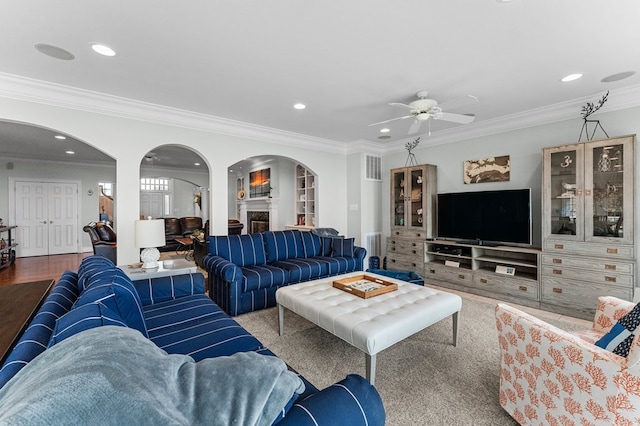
{"left": 248, "top": 211, "right": 269, "bottom": 233}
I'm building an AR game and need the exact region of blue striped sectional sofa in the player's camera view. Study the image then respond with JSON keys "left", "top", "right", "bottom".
{"left": 0, "top": 255, "right": 384, "bottom": 425}
{"left": 204, "top": 230, "right": 366, "bottom": 316}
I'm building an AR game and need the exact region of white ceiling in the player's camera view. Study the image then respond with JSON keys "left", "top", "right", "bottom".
{"left": 1, "top": 0, "right": 639, "bottom": 165}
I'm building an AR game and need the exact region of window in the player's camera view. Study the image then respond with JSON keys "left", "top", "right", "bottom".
{"left": 140, "top": 178, "right": 169, "bottom": 191}
{"left": 99, "top": 182, "right": 113, "bottom": 197}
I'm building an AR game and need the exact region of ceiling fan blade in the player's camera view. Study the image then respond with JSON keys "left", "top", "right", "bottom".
{"left": 389, "top": 102, "right": 415, "bottom": 110}
{"left": 369, "top": 115, "right": 413, "bottom": 126}
{"left": 438, "top": 95, "right": 478, "bottom": 111}
{"left": 438, "top": 112, "right": 476, "bottom": 124}
{"left": 408, "top": 120, "right": 423, "bottom": 135}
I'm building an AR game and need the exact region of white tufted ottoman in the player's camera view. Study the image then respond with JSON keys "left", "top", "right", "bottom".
{"left": 276, "top": 271, "right": 462, "bottom": 385}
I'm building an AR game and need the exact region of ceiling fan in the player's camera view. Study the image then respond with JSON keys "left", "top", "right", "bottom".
{"left": 370, "top": 91, "right": 478, "bottom": 135}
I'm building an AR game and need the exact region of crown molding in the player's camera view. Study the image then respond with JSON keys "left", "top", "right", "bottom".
{"left": 381, "top": 84, "right": 640, "bottom": 155}
{"left": 0, "top": 72, "right": 347, "bottom": 155}
{"left": 2, "top": 154, "right": 115, "bottom": 168}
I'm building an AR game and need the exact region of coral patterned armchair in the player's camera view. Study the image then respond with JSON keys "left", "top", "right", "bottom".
{"left": 495, "top": 297, "right": 640, "bottom": 425}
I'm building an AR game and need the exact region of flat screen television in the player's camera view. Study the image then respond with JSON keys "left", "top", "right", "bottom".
{"left": 437, "top": 188, "right": 532, "bottom": 246}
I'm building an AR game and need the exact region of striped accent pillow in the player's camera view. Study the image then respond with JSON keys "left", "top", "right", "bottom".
{"left": 209, "top": 234, "right": 266, "bottom": 267}
{"left": 331, "top": 238, "right": 355, "bottom": 258}
{"left": 48, "top": 302, "right": 127, "bottom": 347}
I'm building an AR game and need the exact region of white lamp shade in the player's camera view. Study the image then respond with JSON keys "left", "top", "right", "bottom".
{"left": 134, "top": 219, "right": 166, "bottom": 248}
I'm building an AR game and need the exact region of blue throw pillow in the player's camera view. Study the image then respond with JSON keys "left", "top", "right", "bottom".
{"left": 596, "top": 303, "right": 640, "bottom": 357}
{"left": 331, "top": 238, "right": 355, "bottom": 258}
{"left": 48, "top": 302, "right": 126, "bottom": 347}
{"left": 75, "top": 269, "right": 148, "bottom": 337}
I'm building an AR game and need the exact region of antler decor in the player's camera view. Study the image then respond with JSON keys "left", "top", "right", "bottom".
{"left": 581, "top": 91, "right": 609, "bottom": 119}
{"left": 579, "top": 91, "right": 610, "bottom": 141}
{"left": 405, "top": 137, "right": 420, "bottom": 166}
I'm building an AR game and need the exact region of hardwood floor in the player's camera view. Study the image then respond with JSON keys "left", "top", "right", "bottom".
{"left": 0, "top": 253, "right": 90, "bottom": 286}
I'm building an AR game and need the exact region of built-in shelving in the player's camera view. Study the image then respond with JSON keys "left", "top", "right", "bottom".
{"left": 295, "top": 164, "right": 316, "bottom": 227}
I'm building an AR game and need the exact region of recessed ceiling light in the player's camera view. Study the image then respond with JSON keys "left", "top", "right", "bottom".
{"left": 65, "top": 150, "right": 75, "bottom": 155}
{"left": 601, "top": 71, "right": 636, "bottom": 83}
{"left": 194, "top": 162, "right": 200, "bottom": 166}
{"left": 561, "top": 73, "right": 583, "bottom": 82}
{"left": 380, "top": 128, "right": 390, "bottom": 133}
{"left": 34, "top": 44, "right": 75, "bottom": 60}
{"left": 91, "top": 43, "right": 116, "bottom": 57}
{"left": 54, "top": 135, "right": 66, "bottom": 140}
{"left": 293, "top": 103, "right": 306, "bottom": 110}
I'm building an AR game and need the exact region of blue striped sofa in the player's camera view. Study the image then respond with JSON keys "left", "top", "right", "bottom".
{"left": 0, "top": 255, "right": 384, "bottom": 425}
{"left": 204, "top": 230, "right": 366, "bottom": 316}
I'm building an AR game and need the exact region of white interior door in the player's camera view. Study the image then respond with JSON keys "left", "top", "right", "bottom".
{"left": 14, "top": 181, "right": 79, "bottom": 257}
{"left": 140, "top": 192, "right": 165, "bottom": 219}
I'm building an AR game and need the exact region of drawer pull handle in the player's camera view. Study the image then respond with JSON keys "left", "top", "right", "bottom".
{"left": 553, "top": 259, "right": 562, "bottom": 264}
{"left": 391, "top": 259, "right": 396, "bottom": 263}
{"left": 412, "top": 263, "right": 417, "bottom": 268}
{"left": 605, "top": 276, "right": 617, "bottom": 283}
{"left": 429, "top": 269, "right": 435, "bottom": 274}
{"left": 458, "top": 274, "right": 465, "bottom": 280}
{"left": 480, "top": 278, "right": 488, "bottom": 284}
{"left": 605, "top": 264, "right": 616, "bottom": 270}
{"left": 607, "top": 248, "right": 618, "bottom": 254}
{"left": 391, "top": 247, "right": 396, "bottom": 251}
{"left": 412, "top": 243, "right": 416, "bottom": 247}
{"left": 554, "top": 244, "right": 564, "bottom": 250}
{"left": 519, "top": 286, "right": 527, "bottom": 292}
{"left": 553, "top": 288, "right": 562, "bottom": 294}
{"left": 553, "top": 269, "right": 562, "bottom": 275}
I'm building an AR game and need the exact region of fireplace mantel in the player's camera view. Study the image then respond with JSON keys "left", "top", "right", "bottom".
{"left": 238, "top": 198, "right": 279, "bottom": 233}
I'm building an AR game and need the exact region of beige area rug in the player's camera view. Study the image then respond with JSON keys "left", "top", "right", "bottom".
{"left": 235, "top": 292, "right": 587, "bottom": 426}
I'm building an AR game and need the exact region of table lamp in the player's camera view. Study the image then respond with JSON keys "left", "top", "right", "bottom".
{"left": 134, "top": 218, "right": 166, "bottom": 269}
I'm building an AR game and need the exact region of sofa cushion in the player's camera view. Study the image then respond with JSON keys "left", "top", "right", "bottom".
{"left": 264, "top": 230, "right": 305, "bottom": 262}
{"left": 144, "top": 294, "right": 265, "bottom": 360}
{"left": 301, "top": 231, "right": 322, "bottom": 258}
{"left": 271, "top": 258, "right": 328, "bottom": 284}
{"left": 75, "top": 269, "right": 148, "bottom": 337}
{"left": 320, "top": 236, "right": 344, "bottom": 256}
{"left": 77, "top": 255, "right": 116, "bottom": 291}
{"left": 209, "top": 234, "right": 266, "bottom": 267}
{"left": 316, "top": 256, "right": 361, "bottom": 275}
{"left": 331, "top": 237, "right": 355, "bottom": 257}
{"left": 596, "top": 303, "right": 640, "bottom": 357}
{"left": 48, "top": 302, "right": 127, "bottom": 347}
{"left": 241, "top": 264, "right": 290, "bottom": 292}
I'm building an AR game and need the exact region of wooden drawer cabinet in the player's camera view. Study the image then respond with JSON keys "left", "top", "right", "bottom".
{"left": 424, "top": 262, "right": 472, "bottom": 286}
{"left": 541, "top": 264, "right": 633, "bottom": 287}
{"left": 543, "top": 240, "right": 635, "bottom": 259}
{"left": 541, "top": 276, "right": 632, "bottom": 311}
{"left": 473, "top": 271, "right": 539, "bottom": 301}
{"left": 541, "top": 254, "right": 634, "bottom": 275}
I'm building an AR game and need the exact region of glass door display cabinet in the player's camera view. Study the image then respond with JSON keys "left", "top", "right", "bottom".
{"left": 390, "top": 165, "right": 437, "bottom": 234}
{"left": 542, "top": 135, "right": 634, "bottom": 245}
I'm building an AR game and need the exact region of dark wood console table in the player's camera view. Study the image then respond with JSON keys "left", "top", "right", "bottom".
{"left": 0, "top": 279, "right": 54, "bottom": 364}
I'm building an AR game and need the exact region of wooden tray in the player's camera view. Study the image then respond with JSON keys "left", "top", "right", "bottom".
{"left": 332, "top": 275, "right": 398, "bottom": 299}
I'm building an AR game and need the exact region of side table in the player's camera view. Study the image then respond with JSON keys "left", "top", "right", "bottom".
{"left": 119, "top": 259, "right": 197, "bottom": 280}
{"left": 194, "top": 238, "right": 209, "bottom": 269}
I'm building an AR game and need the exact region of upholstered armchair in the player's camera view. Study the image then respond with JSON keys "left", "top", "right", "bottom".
{"left": 83, "top": 222, "right": 117, "bottom": 263}
{"left": 495, "top": 297, "right": 640, "bottom": 425}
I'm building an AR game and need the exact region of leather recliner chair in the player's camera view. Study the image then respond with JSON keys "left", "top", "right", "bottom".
{"left": 83, "top": 222, "right": 117, "bottom": 263}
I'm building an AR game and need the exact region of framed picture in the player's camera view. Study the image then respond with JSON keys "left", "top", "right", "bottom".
{"left": 249, "top": 168, "right": 270, "bottom": 198}
{"left": 464, "top": 155, "right": 510, "bottom": 184}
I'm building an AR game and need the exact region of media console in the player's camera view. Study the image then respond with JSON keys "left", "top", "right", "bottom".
{"left": 424, "top": 240, "right": 541, "bottom": 308}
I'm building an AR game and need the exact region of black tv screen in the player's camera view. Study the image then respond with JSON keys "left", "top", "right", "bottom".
{"left": 437, "top": 188, "right": 532, "bottom": 245}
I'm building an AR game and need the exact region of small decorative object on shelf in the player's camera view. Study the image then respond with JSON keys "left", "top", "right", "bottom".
{"left": 579, "top": 91, "right": 610, "bottom": 141}
{"left": 405, "top": 137, "right": 420, "bottom": 166}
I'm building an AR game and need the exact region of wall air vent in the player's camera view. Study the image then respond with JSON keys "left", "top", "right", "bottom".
{"left": 365, "top": 154, "right": 382, "bottom": 181}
